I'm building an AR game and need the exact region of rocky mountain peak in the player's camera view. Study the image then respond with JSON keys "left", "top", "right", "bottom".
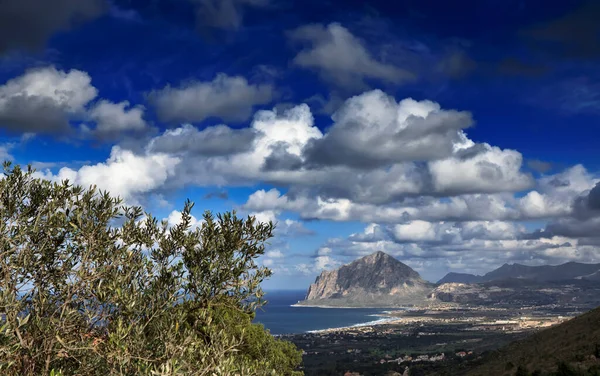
{"left": 299, "top": 251, "right": 433, "bottom": 307}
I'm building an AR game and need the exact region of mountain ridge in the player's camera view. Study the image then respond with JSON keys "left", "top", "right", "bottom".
{"left": 437, "top": 261, "right": 600, "bottom": 284}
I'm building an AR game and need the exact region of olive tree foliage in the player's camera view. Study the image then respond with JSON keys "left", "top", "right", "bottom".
{"left": 0, "top": 162, "right": 302, "bottom": 375}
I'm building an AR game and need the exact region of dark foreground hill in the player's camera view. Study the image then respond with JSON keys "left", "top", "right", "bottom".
{"left": 463, "top": 306, "right": 600, "bottom": 376}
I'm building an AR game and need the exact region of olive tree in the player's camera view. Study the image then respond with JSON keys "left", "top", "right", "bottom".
{"left": 0, "top": 162, "right": 302, "bottom": 375}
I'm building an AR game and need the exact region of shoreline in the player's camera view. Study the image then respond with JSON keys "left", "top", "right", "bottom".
{"left": 291, "top": 303, "right": 417, "bottom": 309}
{"left": 306, "top": 315, "right": 403, "bottom": 334}
{"left": 290, "top": 303, "right": 384, "bottom": 309}
{"left": 276, "top": 308, "right": 405, "bottom": 335}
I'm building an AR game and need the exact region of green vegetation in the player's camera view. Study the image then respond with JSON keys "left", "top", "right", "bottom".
{"left": 0, "top": 162, "right": 302, "bottom": 375}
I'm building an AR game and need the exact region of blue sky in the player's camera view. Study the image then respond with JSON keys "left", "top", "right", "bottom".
{"left": 1, "top": 0, "right": 599, "bottom": 289}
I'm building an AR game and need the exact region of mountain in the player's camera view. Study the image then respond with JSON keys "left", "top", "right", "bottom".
{"left": 437, "top": 262, "right": 600, "bottom": 285}
{"left": 437, "top": 272, "right": 482, "bottom": 284}
{"left": 582, "top": 270, "right": 600, "bottom": 282}
{"left": 428, "top": 279, "right": 600, "bottom": 307}
{"left": 296, "top": 251, "right": 434, "bottom": 308}
{"left": 480, "top": 261, "right": 600, "bottom": 282}
{"left": 465, "top": 305, "right": 600, "bottom": 375}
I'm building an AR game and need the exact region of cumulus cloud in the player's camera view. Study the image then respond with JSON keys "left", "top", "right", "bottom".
{"left": 428, "top": 143, "right": 534, "bottom": 194}
{"left": 303, "top": 90, "right": 475, "bottom": 168}
{"left": 148, "top": 123, "right": 255, "bottom": 156}
{"left": 100, "top": 89, "right": 535, "bottom": 208}
{"left": 36, "top": 146, "right": 180, "bottom": 203}
{"left": 524, "top": 174, "right": 600, "bottom": 241}
{"left": 288, "top": 23, "right": 416, "bottom": 90}
{"left": 0, "top": 66, "right": 97, "bottom": 134}
{"left": 249, "top": 209, "right": 314, "bottom": 237}
{"left": 165, "top": 209, "right": 203, "bottom": 231}
{"left": 0, "top": 0, "right": 107, "bottom": 55}
{"left": 29, "top": 86, "right": 599, "bottom": 275}
{"left": 148, "top": 74, "right": 274, "bottom": 123}
{"left": 85, "top": 100, "right": 149, "bottom": 139}
{"left": 0, "top": 66, "right": 152, "bottom": 141}
{"left": 296, "top": 247, "right": 342, "bottom": 275}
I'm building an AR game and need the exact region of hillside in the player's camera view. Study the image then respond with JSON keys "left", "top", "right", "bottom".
{"left": 464, "top": 305, "right": 600, "bottom": 375}
{"left": 437, "top": 272, "right": 483, "bottom": 284}
{"left": 297, "top": 251, "right": 434, "bottom": 307}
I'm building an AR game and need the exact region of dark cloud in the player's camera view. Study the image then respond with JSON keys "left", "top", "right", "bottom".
{"left": 521, "top": 1, "right": 600, "bottom": 60}
{"left": 148, "top": 124, "right": 256, "bottom": 156}
{"left": 191, "top": 0, "right": 269, "bottom": 32}
{"left": 0, "top": 96, "right": 72, "bottom": 134}
{"left": 545, "top": 217, "right": 600, "bottom": 239}
{"left": 548, "top": 177, "right": 570, "bottom": 188}
{"left": 527, "top": 159, "right": 553, "bottom": 173}
{"left": 0, "top": 0, "right": 107, "bottom": 55}
{"left": 437, "top": 49, "right": 477, "bottom": 79}
{"left": 262, "top": 142, "right": 303, "bottom": 171}
{"left": 288, "top": 23, "right": 416, "bottom": 92}
{"left": 588, "top": 183, "right": 600, "bottom": 210}
{"left": 203, "top": 190, "right": 229, "bottom": 200}
{"left": 148, "top": 74, "right": 274, "bottom": 124}
{"left": 454, "top": 144, "right": 489, "bottom": 160}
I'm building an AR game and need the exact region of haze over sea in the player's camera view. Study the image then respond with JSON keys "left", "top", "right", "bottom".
{"left": 254, "top": 290, "right": 391, "bottom": 335}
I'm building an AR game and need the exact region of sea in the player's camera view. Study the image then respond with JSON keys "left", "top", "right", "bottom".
{"left": 253, "top": 290, "right": 393, "bottom": 335}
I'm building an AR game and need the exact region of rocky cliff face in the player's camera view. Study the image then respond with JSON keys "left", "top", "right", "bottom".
{"left": 299, "top": 251, "right": 434, "bottom": 307}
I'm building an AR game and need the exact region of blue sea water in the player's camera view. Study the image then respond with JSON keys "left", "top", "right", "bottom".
{"left": 253, "top": 290, "right": 390, "bottom": 335}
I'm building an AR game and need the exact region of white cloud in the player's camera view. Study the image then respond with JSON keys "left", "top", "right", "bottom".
{"left": 428, "top": 143, "right": 534, "bottom": 194}
{"left": 165, "top": 209, "right": 203, "bottom": 230}
{"left": 149, "top": 73, "right": 274, "bottom": 123}
{"left": 38, "top": 146, "right": 180, "bottom": 203}
{"left": 296, "top": 252, "right": 342, "bottom": 275}
{"left": 304, "top": 90, "right": 475, "bottom": 168}
{"left": 392, "top": 220, "right": 444, "bottom": 242}
{"left": 0, "top": 66, "right": 97, "bottom": 134}
{"left": 0, "top": 66, "right": 152, "bottom": 140}
{"left": 25, "top": 86, "right": 600, "bottom": 280}
{"left": 265, "top": 250, "right": 284, "bottom": 258}
{"left": 87, "top": 100, "right": 148, "bottom": 138}
{"left": 0, "top": 66, "right": 96, "bottom": 112}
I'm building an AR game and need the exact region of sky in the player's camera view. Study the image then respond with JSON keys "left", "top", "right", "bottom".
{"left": 0, "top": 0, "right": 599, "bottom": 289}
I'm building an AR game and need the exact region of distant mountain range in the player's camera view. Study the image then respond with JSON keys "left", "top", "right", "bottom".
{"left": 296, "top": 251, "right": 433, "bottom": 307}
{"left": 438, "top": 261, "right": 600, "bottom": 284}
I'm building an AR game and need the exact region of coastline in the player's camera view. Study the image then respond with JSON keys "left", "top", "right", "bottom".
{"left": 290, "top": 303, "right": 378, "bottom": 309}
{"left": 282, "top": 306, "right": 406, "bottom": 334}
{"left": 306, "top": 315, "right": 403, "bottom": 334}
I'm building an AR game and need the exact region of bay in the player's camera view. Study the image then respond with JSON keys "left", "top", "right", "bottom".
{"left": 254, "top": 290, "right": 390, "bottom": 335}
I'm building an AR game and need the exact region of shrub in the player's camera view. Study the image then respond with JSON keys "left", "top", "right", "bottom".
{"left": 0, "top": 162, "right": 302, "bottom": 375}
